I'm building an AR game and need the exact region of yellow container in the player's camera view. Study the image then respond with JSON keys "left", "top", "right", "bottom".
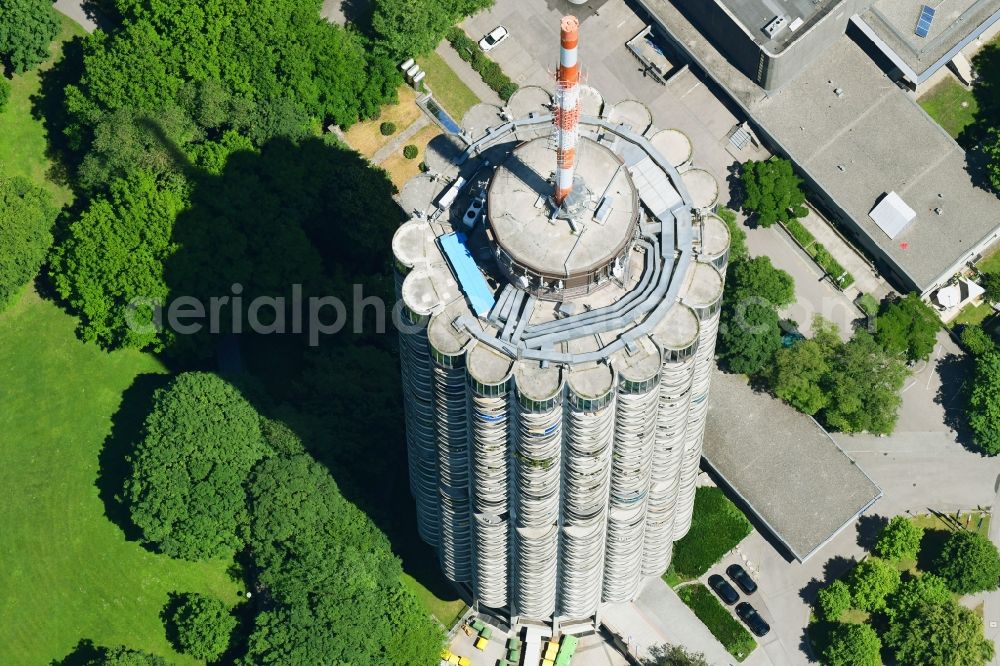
{"left": 474, "top": 636, "right": 489, "bottom": 651}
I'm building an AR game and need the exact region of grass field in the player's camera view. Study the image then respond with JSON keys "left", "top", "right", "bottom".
{"left": 0, "top": 293, "right": 241, "bottom": 664}
{"left": 417, "top": 50, "right": 480, "bottom": 120}
{"left": 670, "top": 487, "right": 753, "bottom": 579}
{"left": 0, "top": 13, "right": 82, "bottom": 208}
{"left": 380, "top": 124, "right": 442, "bottom": 189}
{"left": 919, "top": 77, "right": 978, "bottom": 141}
{"left": 980, "top": 245, "right": 1000, "bottom": 275}
{"left": 677, "top": 583, "right": 756, "bottom": 662}
{"left": 343, "top": 85, "right": 422, "bottom": 158}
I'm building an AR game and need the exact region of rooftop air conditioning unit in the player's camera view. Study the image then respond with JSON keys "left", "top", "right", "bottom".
{"left": 763, "top": 16, "right": 788, "bottom": 39}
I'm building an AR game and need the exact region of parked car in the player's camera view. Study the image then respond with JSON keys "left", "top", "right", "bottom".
{"left": 727, "top": 563, "right": 757, "bottom": 595}
{"left": 708, "top": 574, "right": 739, "bottom": 605}
{"left": 736, "top": 602, "right": 770, "bottom": 637}
{"left": 479, "top": 26, "right": 510, "bottom": 51}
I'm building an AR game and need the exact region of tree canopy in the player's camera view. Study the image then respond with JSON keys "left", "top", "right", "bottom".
{"left": 816, "top": 580, "right": 852, "bottom": 621}
{"left": 164, "top": 593, "right": 236, "bottom": 661}
{"left": 125, "top": 372, "right": 269, "bottom": 559}
{"left": 934, "top": 530, "right": 1000, "bottom": 595}
{"left": 822, "top": 623, "right": 881, "bottom": 666}
{"left": 875, "top": 293, "right": 940, "bottom": 362}
{"left": 0, "top": 175, "right": 58, "bottom": 310}
{"left": 726, "top": 255, "right": 795, "bottom": 308}
{"left": 0, "top": 0, "right": 60, "bottom": 74}
{"left": 849, "top": 557, "right": 901, "bottom": 612}
{"left": 821, "top": 331, "right": 907, "bottom": 435}
{"left": 874, "top": 516, "right": 924, "bottom": 562}
{"left": 886, "top": 573, "right": 952, "bottom": 621}
{"left": 719, "top": 300, "right": 782, "bottom": 376}
{"left": 961, "top": 324, "right": 997, "bottom": 357}
{"left": 244, "top": 454, "right": 443, "bottom": 665}
{"left": 740, "top": 157, "right": 807, "bottom": 228}
{"left": 645, "top": 644, "right": 711, "bottom": 666}
{"left": 968, "top": 351, "right": 1000, "bottom": 455}
{"left": 771, "top": 335, "right": 832, "bottom": 415}
{"left": 887, "top": 600, "right": 995, "bottom": 666}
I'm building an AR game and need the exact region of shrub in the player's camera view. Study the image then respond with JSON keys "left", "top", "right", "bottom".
{"left": 403, "top": 144, "right": 418, "bottom": 159}
{"left": 0, "top": 176, "right": 58, "bottom": 311}
{"left": 418, "top": 161, "right": 429, "bottom": 173}
{"left": 672, "top": 487, "right": 752, "bottom": 578}
{"left": 164, "top": 593, "right": 236, "bottom": 660}
{"left": 447, "top": 27, "right": 518, "bottom": 101}
{"left": 934, "top": 529, "right": 1000, "bottom": 594}
{"left": 874, "top": 516, "right": 924, "bottom": 562}
{"left": 817, "top": 580, "right": 852, "bottom": 621}
{"left": 856, "top": 293, "right": 879, "bottom": 318}
{"left": 0, "top": 77, "right": 10, "bottom": 112}
{"left": 677, "top": 584, "right": 757, "bottom": 661}
{"left": 784, "top": 218, "right": 814, "bottom": 247}
{"left": 379, "top": 121, "right": 396, "bottom": 136}
{"left": 717, "top": 207, "right": 748, "bottom": 263}
{"left": 961, "top": 324, "right": 996, "bottom": 356}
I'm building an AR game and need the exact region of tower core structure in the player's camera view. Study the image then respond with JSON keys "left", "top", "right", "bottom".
{"left": 393, "top": 16, "right": 729, "bottom": 629}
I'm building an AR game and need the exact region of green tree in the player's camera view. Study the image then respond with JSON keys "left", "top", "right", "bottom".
{"left": 982, "top": 272, "right": 1000, "bottom": 303}
{"left": 727, "top": 255, "right": 796, "bottom": 308}
{"left": 51, "top": 173, "right": 186, "bottom": 350}
{"left": 0, "top": 76, "right": 10, "bottom": 111}
{"left": 0, "top": 0, "right": 60, "bottom": 73}
{"left": 716, "top": 207, "right": 748, "bottom": 263}
{"left": 886, "top": 573, "right": 952, "bottom": 621}
{"left": 968, "top": 351, "right": 1000, "bottom": 455}
{"left": 244, "top": 454, "right": 444, "bottom": 664}
{"left": 816, "top": 580, "right": 852, "bottom": 621}
{"left": 645, "top": 644, "right": 710, "bottom": 666}
{"left": 874, "top": 516, "right": 924, "bottom": 562}
{"left": 125, "top": 372, "right": 269, "bottom": 560}
{"left": 772, "top": 338, "right": 830, "bottom": 414}
{"left": 0, "top": 176, "right": 58, "bottom": 310}
{"left": 719, "top": 300, "right": 782, "bottom": 376}
{"left": 164, "top": 593, "right": 236, "bottom": 661}
{"left": 822, "top": 623, "right": 881, "bottom": 666}
{"left": 740, "top": 157, "right": 807, "bottom": 228}
{"left": 961, "top": 324, "right": 996, "bottom": 357}
{"left": 821, "top": 331, "right": 908, "bottom": 435}
{"left": 85, "top": 644, "right": 171, "bottom": 665}
{"left": 875, "top": 293, "right": 940, "bottom": 361}
{"left": 934, "top": 530, "right": 1000, "bottom": 595}
{"left": 887, "top": 600, "right": 995, "bottom": 666}
{"left": 849, "top": 557, "right": 901, "bottom": 612}
{"left": 983, "top": 127, "right": 1000, "bottom": 192}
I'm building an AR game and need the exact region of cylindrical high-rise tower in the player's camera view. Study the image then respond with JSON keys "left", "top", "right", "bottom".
{"left": 393, "top": 16, "right": 728, "bottom": 629}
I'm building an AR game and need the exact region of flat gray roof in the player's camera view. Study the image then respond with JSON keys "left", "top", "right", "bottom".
{"left": 716, "top": 0, "right": 843, "bottom": 51}
{"left": 636, "top": 0, "right": 1000, "bottom": 292}
{"left": 749, "top": 36, "right": 1000, "bottom": 291}
{"left": 704, "top": 371, "right": 882, "bottom": 562}
{"left": 857, "top": 0, "right": 1000, "bottom": 81}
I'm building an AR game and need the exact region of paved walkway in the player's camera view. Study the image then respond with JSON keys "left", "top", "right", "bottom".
{"left": 434, "top": 40, "right": 503, "bottom": 108}
{"left": 797, "top": 206, "right": 888, "bottom": 300}
{"left": 603, "top": 578, "right": 738, "bottom": 665}
{"left": 54, "top": 0, "right": 96, "bottom": 32}
{"left": 370, "top": 115, "right": 431, "bottom": 165}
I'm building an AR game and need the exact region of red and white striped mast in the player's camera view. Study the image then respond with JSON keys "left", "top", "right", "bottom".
{"left": 554, "top": 15, "right": 581, "bottom": 208}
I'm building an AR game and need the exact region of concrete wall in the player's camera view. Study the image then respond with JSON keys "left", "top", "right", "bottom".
{"left": 672, "top": 0, "right": 872, "bottom": 90}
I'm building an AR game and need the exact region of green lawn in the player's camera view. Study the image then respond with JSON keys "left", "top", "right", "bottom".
{"left": 952, "top": 302, "right": 993, "bottom": 327}
{"left": 677, "top": 583, "right": 757, "bottom": 662}
{"left": 416, "top": 49, "right": 480, "bottom": 120}
{"left": 0, "top": 12, "right": 83, "bottom": 208}
{"left": 979, "top": 246, "right": 1000, "bottom": 275}
{"left": 0, "top": 293, "right": 241, "bottom": 664}
{"left": 670, "top": 487, "right": 753, "bottom": 579}
{"left": 403, "top": 573, "right": 466, "bottom": 629}
{"left": 919, "top": 77, "right": 978, "bottom": 140}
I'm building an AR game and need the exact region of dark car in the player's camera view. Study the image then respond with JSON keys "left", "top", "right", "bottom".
{"left": 736, "top": 602, "right": 770, "bottom": 637}
{"left": 727, "top": 564, "right": 757, "bottom": 595}
{"left": 708, "top": 574, "right": 739, "bottom": 605}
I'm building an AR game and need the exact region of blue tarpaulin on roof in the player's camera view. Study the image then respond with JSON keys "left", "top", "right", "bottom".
{"left": 439, "top": 232, "right": 496, "bottom": 316}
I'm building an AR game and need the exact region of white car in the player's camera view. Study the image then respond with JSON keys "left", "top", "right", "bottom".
{"left": 479, "top": 26, "right": 510, "bottom": 52}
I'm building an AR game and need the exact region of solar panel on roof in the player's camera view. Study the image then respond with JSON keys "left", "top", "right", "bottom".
{"left": 915, "top": 5, "right": 935, "bottom": 38}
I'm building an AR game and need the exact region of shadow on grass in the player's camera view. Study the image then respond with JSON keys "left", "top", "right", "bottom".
{"left": 49, "top": 639, "right": 102, "bottom": 666}
{"left": 97, "top": 373, "right": 172, "bottom": 542}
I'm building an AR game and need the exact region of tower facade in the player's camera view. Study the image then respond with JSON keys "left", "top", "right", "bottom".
{"left": 394, "top": 16, "right": 728, "bottom": 627}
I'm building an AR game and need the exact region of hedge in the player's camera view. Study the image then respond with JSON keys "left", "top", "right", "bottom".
{"left": 678, "top": 584, "right": 757, "bottom": 662}
{"left": 780, "top": 219, "right": 856, "bottom": 289}
{"left": 403, "top": 144, "right": 418, "bottom": 159}
{"left": 447, "top": 28, "right": 518, "bottom": 101}
{"left": 672, "top": 487, "right": 752, "bottom": 578}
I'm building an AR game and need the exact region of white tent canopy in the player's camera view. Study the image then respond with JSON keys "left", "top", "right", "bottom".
{"left": 869, "top": 191, "right": 917, "bottom": 239}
